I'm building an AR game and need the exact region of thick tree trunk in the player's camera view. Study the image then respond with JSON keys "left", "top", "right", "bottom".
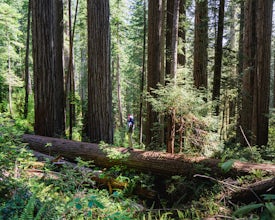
{"left": 87, "top": 0, "right": 113, "bottom": 144}
{"left": 23, "top": 134, "right": 275, "bottom": 178}
{"left": 32, "top": 0, "right": 65, "bottom": 137}
{"left": 251, "top": 0, "right": 272, "bottom": 146}
{"left": 240, "top": 0, "right": 272, "bottom": 146}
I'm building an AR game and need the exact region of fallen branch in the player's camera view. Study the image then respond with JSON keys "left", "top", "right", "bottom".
{"left": 194, "top": 174, "right": 275, "bottom": 204}
{"left": 229, "top": 177, "right": 275, "bottom": 204}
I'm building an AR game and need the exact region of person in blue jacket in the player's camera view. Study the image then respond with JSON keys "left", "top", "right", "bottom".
{"left": 127, "top": 115, "right": 134, "bottom": 147}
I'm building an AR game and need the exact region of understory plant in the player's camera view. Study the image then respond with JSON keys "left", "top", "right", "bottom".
{"left": 147, "top": 76, "right": 222, "bottom": 155}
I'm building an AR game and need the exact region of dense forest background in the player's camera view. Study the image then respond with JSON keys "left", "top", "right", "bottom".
{"left": 0, "top": 0, "right": 275, "bottom": 152}
{"left": 0, "top": 0, "right": 275, "bottom": 219}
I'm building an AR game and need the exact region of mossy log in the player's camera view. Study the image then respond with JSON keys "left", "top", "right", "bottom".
{"left": 22, "top": 134, "right": 275, "bottom": 178}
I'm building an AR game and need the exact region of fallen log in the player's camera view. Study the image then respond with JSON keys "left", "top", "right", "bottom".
{"left": 229, "top": 177, "right": 275, "bottom": 204}
{"left": 22, "top": 134, "right": 275, "bottom": 178}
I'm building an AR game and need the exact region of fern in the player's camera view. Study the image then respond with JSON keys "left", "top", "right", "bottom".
{"left": 34, "top": 203, "right": 48, "bottom": 220}
{"left": 19, "top": 195, "right": 36, "bottom": 220}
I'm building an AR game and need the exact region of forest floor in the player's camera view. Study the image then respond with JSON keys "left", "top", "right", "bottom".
{"left": 0, "top": 114, "right": 274, "bottom": 219}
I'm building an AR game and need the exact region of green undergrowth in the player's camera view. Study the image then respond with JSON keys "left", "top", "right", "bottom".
{"left": 0, "top": 114, "right": 274, "bottom": 219}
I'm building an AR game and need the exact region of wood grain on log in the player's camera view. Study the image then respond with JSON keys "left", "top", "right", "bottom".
{"left": 22, "top": 134, "right": 275, "bottom": 178}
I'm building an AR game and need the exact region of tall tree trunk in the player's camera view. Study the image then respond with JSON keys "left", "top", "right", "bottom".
{"left": 68, "top": 0, "right": 75, "bottom": 140}
{"left": 240, "top": 0, "right": 272, "bottom": 146}
{"left": 228, "top": 1, "right": 238, "bottom": 124}
{"left": 32, "top": 0, "right": 65, "bottom": 137}
{"left": 139, "top": 0, "right": 147, "bottom": 145}
{"left": 7, "top": 40, "right": 13, "bottom": 117}
{"left": 116, "top": 54, "right": 123, "bottom": 128}
{"left": 167, "top": 0, "right": 180, "bottom": 154}
{"left": 251, "top": 0, "right": 272, "bottom": 146}
{"left": 178, "top": 0, "right": 186, "bottom": 66}
{"left": 159, "top": 0, "right": 166, "bottom": 147}
{"left": 239, "top": 0, "right": 256, "bottom": 145}
{"left": 145, "top": 0, "right": 163, "bottom": 148}
{"left": 193, "top": 0, "right": 208, "bottom": 89}
{"left": 115, "top": 7, "right": 123, "bottom": 128}
{"left": 165, "top": 0, "right": 174, "bottom": 79}
{"left": 87, "top": 0, "right": 113, "bottom": 144}
{"left": 274, "top": 51, "right": 275, "bottom": 108}
{"left": 236, "top": 0, "right": 244, "bottom": 142}
{"left": 211, "top": 0, "right": 225, "bottom": 116}
{"left": 24, "top": 0, "right": 32, "bottom": 119}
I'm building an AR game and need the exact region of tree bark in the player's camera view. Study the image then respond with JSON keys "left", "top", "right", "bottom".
{"left": 145, "top": 0, "right": 163, "bottom": 148}
{"left": 32, "top": 0, "right": 65, "bottom": 137}
{"left": 166, "top": 0, "right": 180, "bottom": 154}
{"left": 193, "top": 0, "right": 208, "bottom": 89}
{"left": 239, "top": 0, "right": 272, "bottom": 146}
{"left": 24, "top": 0, "right": 32, "bottom": 119}
{"left": 251, "top": 0, "right": 272, "bottom": 146}
{"left": 211, "top": 0, "right": 225, "bottom": 115}
{"left": 87, "top": 0, "right": 113, "bottom": 144}
{"left": 178, "top": 0, "right": 186, "bottom": 66}
{"left": 23, "top": 134, "right": 275, "bottom": 178}
{"left": 139, "top": 0, "right": 147, "bottom": 146}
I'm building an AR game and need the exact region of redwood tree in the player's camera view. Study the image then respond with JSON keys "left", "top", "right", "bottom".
{"left": 193, "top": 0, "right": 208, "bottom": 89}
{"left": 87, "top": 0, "right": 113, "bottom": 144}
{"left": 211, "top": 0, "right": 225, "bottom": 115}
{"left": 252, "top": 0, "right": 273, "bottom": 146}
{"left": 145, "top": 0, "right": 163, "bottom": 148}
{"left": 32, "top": 0, "right": 65, "bottom": 137}
{"left": 166, "top": 0, "right": 180, "bottom": 154}
{"left": 239, "top": 0, "right": 273, "bottom": 146}
{"left": 23, "top": 0, "right": 31, "bottom": 119}
{"left": 178, "top": 0, "right": 186, "bottom": 66}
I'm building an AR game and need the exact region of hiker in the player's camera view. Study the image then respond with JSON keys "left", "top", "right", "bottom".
{"left": 127, "top": 115, "right": 134, "bottom": 147}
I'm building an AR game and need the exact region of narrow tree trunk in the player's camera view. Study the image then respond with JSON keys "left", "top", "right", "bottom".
{"left": 116, "top": 15, "right": 123, "bottom": 128}
{"left": 146, "top": 0, "right": 163, "bottom": 148}
{"left": 7, "top": 40, "right": 13, "bottom": 117}
{"left": 274, "top": 51, "right": 275, "bottom": 108}
{"left": 165, "top": 0, "right": 174, "bottom": 79}
{"left": 178, "top": 0, "right": 186, "bottom": 66}
{"left": 68, "top": 0, "right": 74, "bottom": 140}
{"left": 236, "top": 0, "right": 244, "bottom": 142}
{"left": 166, "top": 0, "right": 180, "bottom": 154}
{"left": 159, "top": 0, "right": 166, "bottom": 147}
{"left": 23, "top": 134, "right": 275, "bottom": 178}
{"left": 211, "top": 0, "right": 225, "bottom": 115}
{"left": 24, "top": 0, "right": 32, "bottom": 119}
{"left": 139, "top": 0, "right": 147, "bottom": 145}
